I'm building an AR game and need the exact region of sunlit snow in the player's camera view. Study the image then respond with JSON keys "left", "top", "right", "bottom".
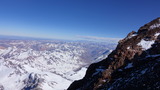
{"left": 149, "top": 24, "right": 160, "bottom": 29}
{"left": 138, "top": 39, "right": 155, "bottom": 50}
{"left": 155, "top": 33, "right": 160, "bottom": 37}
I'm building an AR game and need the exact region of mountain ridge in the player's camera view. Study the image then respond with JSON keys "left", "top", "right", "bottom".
{"left": 68, "top": 17, "right": 160, "bottom": 90}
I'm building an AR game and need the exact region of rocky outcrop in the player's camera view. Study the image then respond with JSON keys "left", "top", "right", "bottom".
{"left": 68, "top": 17, "right": 160, "bottom": 90}
{"left": 22, "top": 73, "right": 44, "bottom": 90}
{"left": 0, "top": 85, "right": 4, "bottom": 90}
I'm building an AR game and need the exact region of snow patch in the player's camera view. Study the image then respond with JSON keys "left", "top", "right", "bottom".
{"left": 138, "top": 39, "right": 155, "bottom": 50}
{"left": 127, "top": 34, "right": 137, "bottom": 39}
{"left": 92, "top": 68, "right": 104, "bottom": 77}
{"left": 127, "top": 47, "right": 130, "bottom": 49}
{"left": 64, "top": 67, "right": 87, "bottom": 81}
{"left": 146, "top": 54, "right": 160, "bottom": 58}
{"left": 124, "top": 63, "right": 133, "bottom": 69}
{"left": 141, "top": 69, "right": 147, "bottom": 74}
{"left": 150, "top": 24, "right": 160, "bottom": 29}
{"left": 155, "top": 33, "right": 160, "bottom": 37}
{"left": 17, "top": 51, "right": 29, "bottom": 59}
{"left": 131, "top": 34, "right": 137, "bottom": 37}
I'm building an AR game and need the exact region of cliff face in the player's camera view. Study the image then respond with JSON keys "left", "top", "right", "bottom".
{"left": 68, "top": 18, "right": 160, "bottom": 90}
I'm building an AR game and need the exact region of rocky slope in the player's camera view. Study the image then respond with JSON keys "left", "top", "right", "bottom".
{"left": 68, "top": 17, "right": 160, "bottom": 90}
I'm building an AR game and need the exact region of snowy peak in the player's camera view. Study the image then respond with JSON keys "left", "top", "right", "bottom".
{"left": 68, "top": 18, "right": 160, "bottom": 90}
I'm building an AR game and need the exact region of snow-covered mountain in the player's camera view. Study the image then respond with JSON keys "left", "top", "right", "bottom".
{"left": 0, "top": 39, "right": 115, "bottom": 90}
{"left": 68, "top": 18, "right": 160, "bottom": 90}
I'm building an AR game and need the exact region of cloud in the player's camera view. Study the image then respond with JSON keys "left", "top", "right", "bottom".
{"left": 77, "top": 35, "right": 122, "bottom": 43}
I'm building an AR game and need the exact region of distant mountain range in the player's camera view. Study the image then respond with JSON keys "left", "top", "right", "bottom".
{"left": 0, "top": 35, "right": 56, "bottom": 40}
{"left": 0, "top": 39, "right": 116, "bottom": 90}
{"left": 68, "top": 18, "right": 160, "bottom": 90}
{"left": 0, "top": 34, "right": 121, "bottom": 44}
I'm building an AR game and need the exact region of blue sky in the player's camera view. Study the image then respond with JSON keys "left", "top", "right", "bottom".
{"left": 0, "top": 0, "right": 160, "bottom": 40}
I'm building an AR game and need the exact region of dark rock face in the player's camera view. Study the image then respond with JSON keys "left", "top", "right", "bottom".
{"left": 22, "top": 73, "right": 43, "bottom": 90}
{"left": 0, "top": 85, "right": 4, "bottom": 90}
{"left": 68, "top": 17, "right": 160, "bottom": 90}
